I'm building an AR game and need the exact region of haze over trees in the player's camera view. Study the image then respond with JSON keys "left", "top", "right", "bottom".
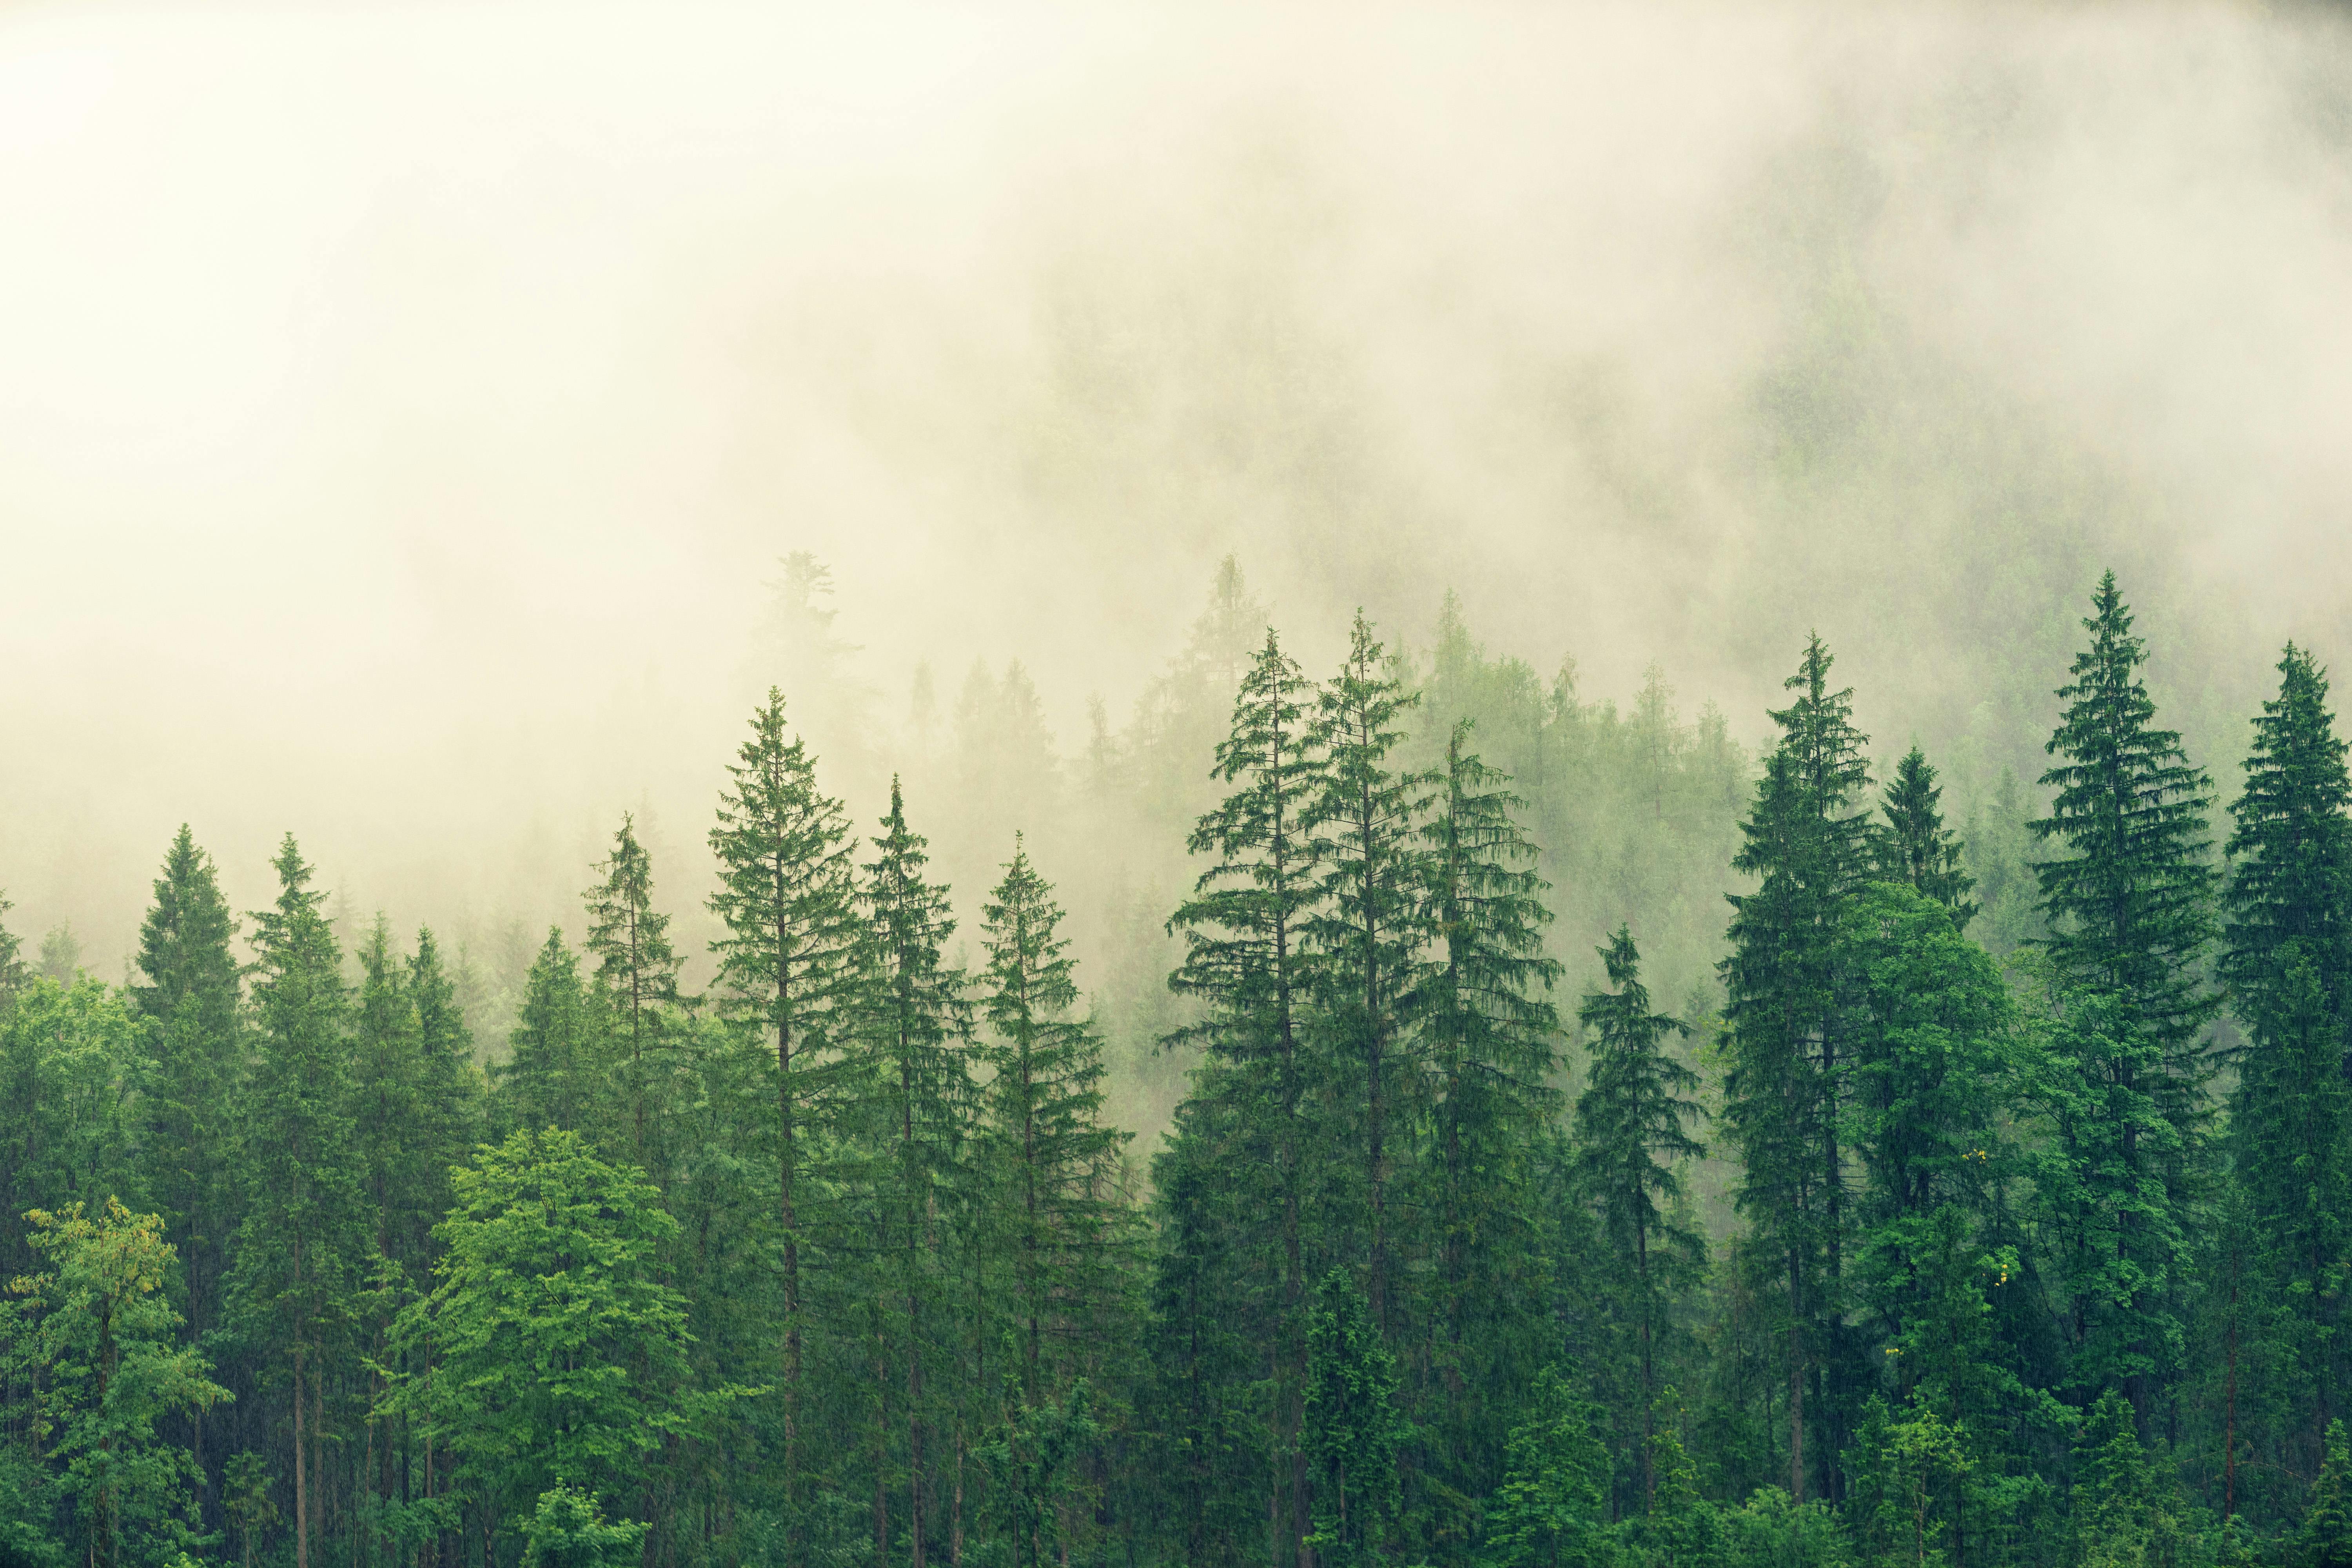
{"left": 0, "top": 555, "right": 2347, "bottom": 1568}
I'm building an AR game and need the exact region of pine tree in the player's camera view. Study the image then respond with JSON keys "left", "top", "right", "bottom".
{"left": 0, "top": 891, "right": 25, "bottom": 1003}
{"left": 706, "top": 688, "right": 860, "bottom": 1526}
{"left": 2033, "top": 570, "right": 2218, "bottom": 1057}
{"left": 227, "top": 835, "right": 361, "bottom": 1568}
{"left": 981, "top": 838, "right": 1127, "bottom": 1394}
{"left": 1719, "top": 635, "right": 1875, "bottom": 1503}
{"left": 2223, "top": 644, "right": 2352, "bottom": 1450}
{"left": 1410, "top": 722, "right": 1563, "bottom": 1545}
{"left": 2031, "top": 572, "right": 2217, "bottom": 1426}
{"left": 1165, "top": 629, "right": 1325, "bottom": 1568}
{"left": 500, "top": 929, "right": 601, "bottom": 1138}
{"left": 852, "top": 778, "right": 972, "bottom": 1568}
{"left": 1574, "top": 926, "right": 1704, "bottom": 1514}
{"left": 1878, "top": 748, "right": 1977, "bottom": 929}
{"left": 2305, "top": 1420, "right": 2352, "bottom": 1568}
{"left": 1305, "top": 612, "right": 1432, "bottom": 1332}
{"left": 584, "top": 814, "right": 684, "bottom": 1167}
{"left": 129, "top": 825, "right": 242, "bottom": 1491}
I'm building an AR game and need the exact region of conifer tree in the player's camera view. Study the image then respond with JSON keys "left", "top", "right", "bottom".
{"left": 500, "top": 929, "right": 601, "bottom": 1138}
{"left": 2031, "top": 572, "right": 2216, "bottom": 1425}
{"left": 1305, "top": 612, "right": 1432, "bottom": 1331}
{"left": 2224, "top": 644, "right": 2352, "bottom": 1447}
{"left": 1411, "top": 722, "right": 1563, "bottom": 1521}
{"left": 584, "top": 815, "right": 684, "bottom": 1166}
{"left": 852, "top": 778, "right": 972, "bottom": 1568}
{"left": 706, "top": 688, "right": 860, "bottom": 1526}
{"left": 1477, "top": 1366, "right": 1609, "bottom": 1568}
{"left": 1878, "top": 747, "right": 1977, "bottom": 929}
{"left": 1719, "top": 635, "right": 1874, "bottom": 1503}
{"left": 2306, "top": 1421, "right": 2352, "bottom": 1568}
{"left": 2033, "top": 571, "right": 2218, "bottom": 1059}
{"left": 1165, "top": 629, "right": 1325, "bottom": 1567}
{"left": 227, "top": 835, "right": 361, "bottom": 1568}
{"left": 982, "top": 838, "right": 1127, "bottom": 1394}
{"left": 1574, "top": 926, "right": 1704, "bottom": 1513}
{"left": 129, "top": 825, "right": 242, "bottom": 1483}
{"left": 0, "top": 892, "right": 25, "bottom": 1002}
{"left": 1303, "top": 1270, "right": 1406, "bottom": 1568}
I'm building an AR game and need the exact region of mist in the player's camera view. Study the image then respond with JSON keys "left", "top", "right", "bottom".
{"left": 5, "top": 0, "right": 2349, "bottom": 990}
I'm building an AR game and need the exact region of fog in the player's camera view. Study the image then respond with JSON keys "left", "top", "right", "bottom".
{"left": 4, "top": 0, "right": 2350, "bottom": 1002}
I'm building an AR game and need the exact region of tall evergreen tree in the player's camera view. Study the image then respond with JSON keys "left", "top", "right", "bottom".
{"left": 2031, "top": 572, "right": 2217, "bottom": 1425}
{"left": 1410, "top": 722, "right": 1563, "bottom": 1546}
{"left": 1305, "top": 612, "right": 1432, "bottom": 1332}
{"left": 129, "top": 826, "right": 242, "bottom": 1491}
{"left": 227, "top": 835, "right": 361, "bottom": 1568}
{"left": 851, "top": 778, "right": 972, "bottom": 1568}
{"left": 0, "top": 892, "right": 25, "bottom": 1002}
{"left": 1574, "top": 926, "right": 1704, "bottom": 1514}
{"left": 1302, "top": 1270, "right": 1406, "bottom": 1568}
{"left": 1718, "top": 635, "right": 1874, "bottom": 1503}
{"left": 2223, "top": 644, "right": 2352, "bottom": 1454}
{"left": 981, "top": 838, "right": 1127, "bottom": 1394}
{"left": 499, "top": 929, "right": 602, "bottom": 1140}
{"left": 1878, "top": 747, "right": 1978, "bottom": 930}
{"left": 706, "top": 688, "right": 860, "bottom": 1527}
{"left": 1165, "top": 628, "right": 1326, "bottom": 1568}
{"left": 584, "top": 815, "right": 685, "bottom": 1167}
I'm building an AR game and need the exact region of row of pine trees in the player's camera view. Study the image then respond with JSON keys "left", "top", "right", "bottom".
{"left": 2, "top": 568, "right": 2350, "bottom": 1568}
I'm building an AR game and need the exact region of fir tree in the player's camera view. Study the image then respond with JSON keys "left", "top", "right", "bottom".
{"left": 2031, "top": 572, "right": 2217, "bottom": 1426}
{"left": 2306, "top": 1420, "right": 2352, "bottom": 1568}
{"left": 1165, "top": 628, "right": 1326, "bottom": 1567}
{"left": 1411, "top": 722, "right": 1563, "bottom": 1532}
{"left": 227, "top": 835, "right": 361, "bottom": 1568}
{"left": 1477, "top": 1366, "right": 1609, "bottom": 1568}
{"left": 981, "top": 838, "right": 1127, "bottom": 1394}
{"left": 2224, "top": 644, "right": 2352, "bottom": 1449}
{"left": 584, "top": 814, "right": 684, "bottom": 1166}
{"left": 500, "top": 929, "right": 601, "bottom": 1139}
{"left": 852, "top": 778, "right": 972, "bottom": 1568}
{"left": 1719, "top": 635, "right": 1875, "bottom": 1503}
{"left": 0, "top": 891, "right": 25, "bottom": 1002}
{"left": 1575, "top": 925, "right": 1704, "bottom": 1514}
{"left": 1305, "top": 611, "right": 1432, "bottom": 1332}
{"left": 129, "top": 825, "right": 242, "bottom": 1487}
{"left": 706, "top": 688, "right": 860, "bottom": 1525}
{"left": 1878, "top": 747, "right": 1978, "bottom": 930}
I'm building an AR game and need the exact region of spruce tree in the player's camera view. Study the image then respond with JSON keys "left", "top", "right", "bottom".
{"left": 982, "top": 838, "right": 1127, "bottom": 1392}
{"left": 0, "top": 891, "right": 25, "bottom": 1002}
{"left": 2031, "top": 572, "right": 2217, "bottom": 1424}
{"left": 1165, "top": 628, "right": 1325, "bottom": 1568}
{"left": 706, "top": 688, "right": 860, "bottom": 1525}
{"left": 2223, "top": 644, "right": 2352, "bottom": 1448}
{"left": 584, "top": 814, "right": 685, "bottom": 1167}
{"left": 1305, "top": 612, "right": 1432, "bottom": 1332}
{"left": 2033, "top": 571, "right": 2218, "bottom": 1055}
{"left": 129, "top": 825, "right": 242, "bottom": 1487}
{"left": 1878, "top": 747, "right": 1977, "bottom": 929}
{"left": 227, "top": 835, "right": 361, "bottom": 1568}
{"left": 500, "top": 928, "right": 601, "bottom": 1138}
{"left": 852, "top": 778, "right": 972, "bottom": 1568}
{"left": 1574, "top": 926, "right": 1704, "bottom": 1514}
{"left": 1410, "top": 721, "right": 1563, "bottom": 1542}
{"left": 1719, "top": 635, "right": 1874, "bottom": 1503}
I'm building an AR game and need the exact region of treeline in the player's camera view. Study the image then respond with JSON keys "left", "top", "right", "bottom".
{"left": 1, "top": 567, "right": 2349, "bottom": 1568}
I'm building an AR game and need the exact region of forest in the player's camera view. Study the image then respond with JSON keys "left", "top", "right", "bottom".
{"left": 0, "top": 554, "right": 2345, "bottom": 1568}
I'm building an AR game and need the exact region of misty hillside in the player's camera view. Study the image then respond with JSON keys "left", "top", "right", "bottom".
{"left": 5, "top": 4, "right": 2352, "bottom": 1568}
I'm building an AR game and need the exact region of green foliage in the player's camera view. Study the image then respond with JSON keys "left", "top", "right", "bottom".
{"left": 380, "top": 1129, "right": 737, "bottom": 1538}
{"left": 978, "top": 1375, "right": 1099, "bottom": 1568}
{"left": 1478, "top": 1366, "right": 1608, "bottom": 1568}
{"left": 5, "top": 1200, "right": 227, "bottom": 1568}
{"left": 516, "top": 1483, "right": 650, "bottom": 1568}
{"left": 1304, "top": 1269, "right": 1407, "bottom": 1568}
{"left": 2304, "top": 1421, "right": 2352, "bottom": 1568}
{"left": 583, "top": 814, "right": 683, "bottom": 1165}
